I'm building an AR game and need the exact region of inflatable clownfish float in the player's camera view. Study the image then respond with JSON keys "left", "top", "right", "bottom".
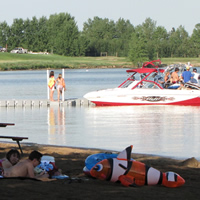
{"left": 84, "top": 145, "right": 185, "bottom": 188}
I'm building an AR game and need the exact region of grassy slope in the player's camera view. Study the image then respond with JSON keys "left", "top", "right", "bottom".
{"left": 0, "top": 53, "right": 132, "bottom": 70}
{"left": 0, "top": 53, "right": 200, "bottom": 70}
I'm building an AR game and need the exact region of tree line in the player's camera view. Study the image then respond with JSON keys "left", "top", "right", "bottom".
{"left": 0, "top": 13, "right": 200, "bottom": 64}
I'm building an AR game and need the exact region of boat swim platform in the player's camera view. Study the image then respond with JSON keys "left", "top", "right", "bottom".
{"left": 0, "top": 98, "right": 95, "bottom": 107}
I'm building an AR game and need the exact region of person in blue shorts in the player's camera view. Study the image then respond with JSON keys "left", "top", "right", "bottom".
{"left": 181, "top": 65, "right": 194, "bottom": 83}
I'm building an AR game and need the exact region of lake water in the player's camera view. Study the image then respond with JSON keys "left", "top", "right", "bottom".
{"left": 0, "top": 69, "right": 200, "bottom": 160}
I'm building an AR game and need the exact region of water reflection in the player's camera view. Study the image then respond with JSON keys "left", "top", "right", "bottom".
{"left": 82, "top": 105, "right": 200, "bottom": 159}
{"left": 1, "top": 105, "right": 200, "bottom": 159}
{"left": 47, "top": 106, "right": 66, "bottom": 144}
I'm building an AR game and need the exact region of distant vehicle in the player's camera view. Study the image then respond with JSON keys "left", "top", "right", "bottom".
{"left": 10, "top": 47, "right": 28, "bottom": 54}
{"left": 0, "top": 46, "right": 7, "bottom": 52}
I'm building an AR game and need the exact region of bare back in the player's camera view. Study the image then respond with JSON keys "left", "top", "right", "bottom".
{"left": 171, "top": 71, "right": 179, "bottom": 83}
{"left": 3, "top": 159, "right": 34, "bottom": 178}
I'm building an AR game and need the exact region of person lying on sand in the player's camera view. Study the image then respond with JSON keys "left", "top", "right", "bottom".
{"left": 3, "top": 150, "right": 49, "bottom": 179}
{"left": 0, "top": 149, "right": 20, "bottom": 173}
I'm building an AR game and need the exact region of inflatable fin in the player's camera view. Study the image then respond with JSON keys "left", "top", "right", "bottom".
{"left": 162, "top": 172, "right": 185, "bottom": 188}
{"left": 119, "top": 175, "right": 136, "bottom": 187}
{"left": 117, "top": 145, "right": 133, "bottom": 160}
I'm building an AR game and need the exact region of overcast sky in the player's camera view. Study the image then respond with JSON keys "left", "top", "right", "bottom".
{"left": 0, "top": 0, "right": 199, "bottom": 35}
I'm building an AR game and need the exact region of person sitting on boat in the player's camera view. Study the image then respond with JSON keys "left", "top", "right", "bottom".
{"left": 180, "top": 65, "right": 194, "bottom": 83}
{"left": 170, "top": 67, "right": 180, "bottom": 84}
{"left": 177, "top": 81, "right": 191, "bottom": 90}
{"left": 192, "top": 68, "right": 200, "bottom": 84}
{"left": 164, "top": 71, "right": 171, "bottom": 88}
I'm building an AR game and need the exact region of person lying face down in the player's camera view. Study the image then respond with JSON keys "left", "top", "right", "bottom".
{"left": 3, "top": 150, "right": 49, "bottom": 179}
{"left": 0, "top": 149, "right": 20, "bottom": 169}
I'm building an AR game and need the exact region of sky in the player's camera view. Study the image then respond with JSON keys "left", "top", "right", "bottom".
{"left": 0, "top": 0, "right": 199, "bottom": 35}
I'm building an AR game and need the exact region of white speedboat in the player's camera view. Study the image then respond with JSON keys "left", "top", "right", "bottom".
{"left": 84, "top": 65, "right": 200, "bottom": 106}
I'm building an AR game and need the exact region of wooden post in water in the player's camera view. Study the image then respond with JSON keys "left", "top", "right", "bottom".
{"left": 62, "top": 69, "right": 65, "bottom": 101}
{"left": 47, "top": 70, "right": 49, "bottom": 100}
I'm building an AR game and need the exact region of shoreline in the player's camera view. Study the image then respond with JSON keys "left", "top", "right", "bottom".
{"left": 1, "top": 141, "right": 198, "bottom": 162}
{"left": 1, "top": 142, "right": 200, "bottom": 199}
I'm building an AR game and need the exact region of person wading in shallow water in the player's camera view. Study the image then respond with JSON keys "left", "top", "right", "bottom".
{"left": 56, "top": 73, "right": 66, "bottom": 101}
{"left": 48, "top": 71, "right": 56, "bottom": 101}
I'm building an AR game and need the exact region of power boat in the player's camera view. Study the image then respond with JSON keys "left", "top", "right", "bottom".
{"left": 83, "top": 61, "right": 200, "bottom": 106}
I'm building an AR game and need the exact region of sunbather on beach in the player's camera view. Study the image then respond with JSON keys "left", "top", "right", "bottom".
{"left": 0, "top": 149, "right": 20, "bottom": 172}
{"left": 3, "top": 150, "right": 49, "bottom": 179}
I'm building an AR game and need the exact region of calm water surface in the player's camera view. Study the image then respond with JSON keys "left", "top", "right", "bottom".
{"left": 0, "top": 69, "right": 200, "bottom": 159}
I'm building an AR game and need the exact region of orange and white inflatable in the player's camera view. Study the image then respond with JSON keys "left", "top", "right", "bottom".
{"left": 90, "top": 145, "right": 185, "bottom": 188}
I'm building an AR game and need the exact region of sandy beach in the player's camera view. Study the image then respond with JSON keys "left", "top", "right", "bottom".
{"left": 0, "top": 142, "right": 200, "bottom": 200}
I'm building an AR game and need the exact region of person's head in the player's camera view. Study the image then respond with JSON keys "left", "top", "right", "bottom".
{"left": 49, "top": 71, "right": 54, "bottom": 78}
{"left": 6, "top": 149, "right": 20, "bottom": 165}
{"left": 29, "top": 150, "right": 43, "bottom": 167}
{"left": 186, "top": 66, "right": 190, "bottom": 71}
{"left": 193, "top": 68, "right": 197, "bottom": 73}
{"left": 165, "top": 71, "right": 170, "bottom": 76}
{"left": 180, "top": 81, "right": 184, "bottom": 86}
{"left": 175, "top": 67, "right": 179, "bottom": 72}
{"left": 58, "top": 73, "right": 62, "bottom": 79}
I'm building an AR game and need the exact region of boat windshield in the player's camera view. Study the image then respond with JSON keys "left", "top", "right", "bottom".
{"left": 141, "top": 81, "right": 161, "bottom": 89}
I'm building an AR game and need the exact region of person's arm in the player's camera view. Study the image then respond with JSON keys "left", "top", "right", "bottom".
{"left": 62, "top": 79, "right": 66, "bottom": 90}
{"left": 27, "top": 163, "right": 36, "bottom": 178}
{"left": 2, "top": 159, "right": 12, "bottom": 169}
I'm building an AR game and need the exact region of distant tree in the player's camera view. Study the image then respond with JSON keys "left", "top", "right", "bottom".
{"left": 23, "top": 17, "right": 39, "bottom": 51}
{"left": 153, "top": 26, "right": 169, "bottom": 58}
{"left": 190, "top": 23, "right": 200, "bottom": 57}
{"left": 129, "top": 26, "right": 148, "bottom": 64}
{"left": 82, "top": 17, "right": 134, "bottom": 57}
{"left": 8, "top": 18, "right": 26, "bottom": 49}
{"left": 47, "top": 13, "right": 79, "bottom": 56}
{"left": 129, "top": 18, "right": 157, "bottom": 64}
{"left": 169, "top": 25, "right": 189, "bottom": 57}
{"left": 0, "top": 21, "right": 10, "bottom": 48}
{"left": 82, "top": 17, "right": 115, "bottom": 56}
{"left": 112, "top": 18, "right": 134, "bottom": 56}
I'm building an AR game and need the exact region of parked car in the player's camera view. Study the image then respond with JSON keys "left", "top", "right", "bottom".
{"left": 10, "top": 47, "right": 28, "bottom": 54}
{"left": 0, "top": 46, "right": 7, "bottom": 52}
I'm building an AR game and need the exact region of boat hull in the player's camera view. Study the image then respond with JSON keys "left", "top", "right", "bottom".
{"left": 84, "top": 88, "right": 200, "bottom": 106}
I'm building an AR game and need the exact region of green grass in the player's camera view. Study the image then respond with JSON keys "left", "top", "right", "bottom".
{"left": 0, "top": 53, "right": 132, "bottom": 70}
{"left": 0, "top": 53, "right": 200, "bottom": 71}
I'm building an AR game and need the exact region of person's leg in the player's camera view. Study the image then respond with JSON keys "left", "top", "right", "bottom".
{"left": 50, "top": 89, "right": 54, "bottom": 101}
{"left": 57, "top": 89, "right": 60, "bottom": 101}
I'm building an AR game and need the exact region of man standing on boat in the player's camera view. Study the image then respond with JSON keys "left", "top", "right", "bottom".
{"left": 181, "top": 66, "right": 194, "bottom": 83}
{"left": 170, "top": 67, "right": 180, "bottom": 84}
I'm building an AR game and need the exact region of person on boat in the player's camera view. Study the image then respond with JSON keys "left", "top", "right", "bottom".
{"left": 164, "top": 71, "right": 171, "bottom": 88}
{"left": 56, "top": 73, "right": 66, "bottom": 101}
{"left": 48, "top": 71, "right": 56, "bottom": 101}
{"left": 170, "top": 67, "right": 180, "bottom": 84}
{"left": 192, "top": 68, "right": 200, "bottom": 84}
{"left": 0, "top": 149, "right": 20, "bottom": 175}
{"left": 3, "top": 150, "right": 49, "bottom": 179}
{"left": 180, "top": 65, "right": 194, "bottom": 83}
{"left": 177, "top": 82, "right": 191, "bottom": 90}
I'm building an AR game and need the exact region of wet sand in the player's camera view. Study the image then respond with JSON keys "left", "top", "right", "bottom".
{"left": 0, "top": 142, "right": 200, "bottom": 200}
